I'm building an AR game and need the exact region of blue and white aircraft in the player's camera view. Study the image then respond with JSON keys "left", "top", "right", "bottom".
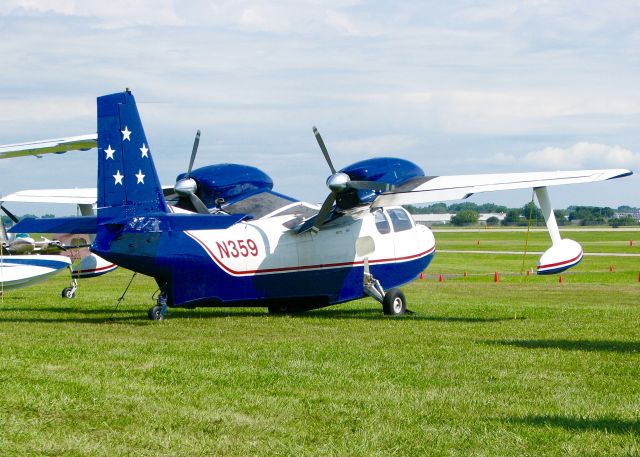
{"left": 8, "top": 90, "right": 632, "bottom": 319}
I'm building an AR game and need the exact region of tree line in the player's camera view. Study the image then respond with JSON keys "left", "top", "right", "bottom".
{"left": 404, "top": 203, "right": 639, "bottom": 227}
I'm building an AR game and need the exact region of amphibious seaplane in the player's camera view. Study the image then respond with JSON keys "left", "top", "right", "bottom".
{"left": 7, "top": 90, "right": 632, "bottom": 319}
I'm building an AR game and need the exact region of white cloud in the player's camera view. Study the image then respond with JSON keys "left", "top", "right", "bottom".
{"left": 522, "top": 142, "right": 640, "bottom": 169}
{"left": 1, "top": 0, "right": 184, "bottom": 27}
{"left": 0, "top": 1, "right": 639, "bottom": 211}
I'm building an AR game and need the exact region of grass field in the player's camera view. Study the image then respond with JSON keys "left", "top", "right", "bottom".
{"left": 0, "top": 229, "right": 639, "bottom": 456}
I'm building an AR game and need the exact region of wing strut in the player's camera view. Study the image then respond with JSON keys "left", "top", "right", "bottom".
{"left": 534, "top": 187, "right": 561, "bottom": 246}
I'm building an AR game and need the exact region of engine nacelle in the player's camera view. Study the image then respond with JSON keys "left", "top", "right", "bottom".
{"left": 338, "top": 157, "right": 425, "bottom": 209}
{"left": 537, "top": 238, "right": 583, "bottom": 275}
{"left": 178, "top": 164, "right": 274, "bottom": 207}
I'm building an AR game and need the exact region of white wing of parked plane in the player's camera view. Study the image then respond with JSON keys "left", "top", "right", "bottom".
{"left": 0, "top": 188, "right": 97, "bottom": 205}
{"left": 372, "top": 169, "right": 632, "bottom": 207}
{"left": 0, "top": 134, "right": 97, "bottom": 159}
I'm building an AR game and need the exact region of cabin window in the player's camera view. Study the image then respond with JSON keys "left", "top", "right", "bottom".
{"left": 374, "top": 210, "right": 391, "bottom": 234}
{"left": 388, "top": 208, "right": 413, "bottom": 232}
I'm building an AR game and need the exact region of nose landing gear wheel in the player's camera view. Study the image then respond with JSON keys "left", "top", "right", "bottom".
{"left": 61, "top": 287, "right": 76, "bottom": 299}
{"left": 382, "top": 288, "right": 406, "bottom": 316}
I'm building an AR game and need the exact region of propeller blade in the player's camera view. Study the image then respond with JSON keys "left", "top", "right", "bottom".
{"left": 347, "top": 180, "right": 394, "bottom": 192}
{"left": 313, "top": 126, "right": 336, "bottom": 175}
{"left": 310, "top": 192, "right": 337, "bottom": 234}
{"left": 0, "top": 205, "right": 19, "bottom": 223}
{"left": 188, "top": 192, "right": 210, "bottom": 215}
{"left": 186, "top": 129, "right": 201, "bottom": 177}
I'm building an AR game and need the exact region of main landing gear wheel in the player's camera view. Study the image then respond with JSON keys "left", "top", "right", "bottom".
{"left": 383, "top": 288, "right": 406, "bottom": 316}
{"left": 148, "top": 305, "right": 164, "bottom": 321}
{"left": 61, "top": 287, "right": 76, "bottom": 299}
{"left": 268, "top": 304, "right": 290, "bottom": 315}
{"left": 148, "top": 290, "right": 168, "bottom": 321}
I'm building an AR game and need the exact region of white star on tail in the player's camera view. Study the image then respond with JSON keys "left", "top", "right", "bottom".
{"left": 140, "top": 144, "right": 149, "bottom": 158}
{"left": 121, "top": 126, "right": 131, "bottom": 141}
{"left": 113, "top": 170, "right": 124, "bottom": 185}
{"left": 135, "top": 169, "right": 145, "bottom": 184}
{"left": 104, "top": 145, "right": 115, "bottom": 160}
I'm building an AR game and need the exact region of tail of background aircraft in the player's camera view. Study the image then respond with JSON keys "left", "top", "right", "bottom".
{"left": 97, "top": 90, "right": 168, "bottom": 221}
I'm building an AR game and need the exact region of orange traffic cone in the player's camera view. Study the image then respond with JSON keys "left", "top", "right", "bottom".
{"left": 476, "top": 240, "right": 480, "bottom": 246}
{"left": 463, "top": 271, "right": 468, "bottom": 278}
{"left": 559, "top": 275, "right": 564, "bottom": 284}
{"left": 610, "top": 265, "right": 615, "bottom": 273}
{"left": 493, "top": 271, "right": 499, "bottom": 283}
{"left": 438, "top": 274, "right": 444, "bottom": 283}
{"left": 631, "top": 240, "right": 634, "bottom": 247}
{"left": 419, "top": 272, "right": 424, "bottom": 280}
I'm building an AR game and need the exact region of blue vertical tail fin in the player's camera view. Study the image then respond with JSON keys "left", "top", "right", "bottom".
{"left": 97, "top": 90, "right": 168, "bottom": 220}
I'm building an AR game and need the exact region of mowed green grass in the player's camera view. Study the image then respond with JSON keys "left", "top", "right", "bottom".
{"left": 0, "top": 231, "right": 639, "bottom": 456}
{"left": 433, "top": 227, "right": 640, "bottom": 254}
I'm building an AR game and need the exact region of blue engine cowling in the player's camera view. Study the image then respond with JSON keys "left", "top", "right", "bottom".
{"left": 337, "top": 157, "right": 425, "bottom": 208}
{"left": 177, "top": 164, "right": 274, "bottom": 207}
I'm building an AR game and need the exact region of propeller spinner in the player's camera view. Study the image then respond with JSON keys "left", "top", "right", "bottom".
{"left": 174, "top": 130, "right": 210, "bottom": 214}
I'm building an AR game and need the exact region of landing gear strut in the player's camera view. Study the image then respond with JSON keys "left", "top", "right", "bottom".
{"left": 148, "top": 290, "right": 168, "bottom": 321}
{"left": 363, "top": 258, "right": 407, "bottom": 316}
{"left": 61, "top": 277, "right": 77, "bottom": 299}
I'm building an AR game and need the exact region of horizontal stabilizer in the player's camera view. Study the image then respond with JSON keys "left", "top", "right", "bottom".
{"left": 0, "top": 134, "right": 97, "bottom": 159}
{"left": 110, "top": 213, "right": 248, "bottom": 232}
{"left": 8, "top": 216, "right": 97, "bottom": 234}
{"left": 162, "top": 213, "right": 247, "bottom": 231}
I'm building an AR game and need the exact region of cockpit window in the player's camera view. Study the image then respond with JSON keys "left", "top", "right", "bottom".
{"left": 388, "top": 208, "right": 413, "bottom": 232}
{"left": 374, "top": 210, "right": 391, "bottom": 234}
{"left": 222, "top": 191, "right": 298, "bottom": 219}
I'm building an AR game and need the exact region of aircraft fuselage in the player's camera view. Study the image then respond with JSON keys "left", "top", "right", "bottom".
{"left": 93, "top": 206, "right": 435, "bottom": 309}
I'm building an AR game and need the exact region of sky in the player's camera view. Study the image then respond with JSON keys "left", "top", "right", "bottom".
{"left": 1, "top": 0, "right": 639, "bottom": 215}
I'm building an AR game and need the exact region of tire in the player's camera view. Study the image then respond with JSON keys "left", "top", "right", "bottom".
{"left": 148, "top": 305, "right": 164, "bottom": 321}
{"left": 382, "top": 289, "right": 406, "bottom": 316}
{"left": 61, "top": 287, "right": 75, "bottom": 299}
{"left": 267, "top": 304, "right": 289, "bottom": 315}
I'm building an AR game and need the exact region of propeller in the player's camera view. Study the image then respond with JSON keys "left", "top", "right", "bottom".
{"left": 174, "top": 130, "right": 210, "bottom": 214}
{"left": 0, "top": 205, "right": 19, "bottom": 224}
{"left": 306, "top": 127, "right": 394, "bottom": 234}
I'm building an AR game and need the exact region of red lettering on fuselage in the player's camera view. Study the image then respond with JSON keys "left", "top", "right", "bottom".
{"left": 216, "top": 239, "right": 259, "bottom": 259}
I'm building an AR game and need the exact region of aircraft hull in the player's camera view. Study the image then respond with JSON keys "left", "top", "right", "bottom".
{"left": 93, "top": 211, "right": 436, "bottom": 309}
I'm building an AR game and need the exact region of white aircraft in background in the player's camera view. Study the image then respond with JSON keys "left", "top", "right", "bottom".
{"left": 0, "top": 187, "right": 117, "bottom": 298}
{"left": 1, "top": 209, "right": 72, "bottom": 292}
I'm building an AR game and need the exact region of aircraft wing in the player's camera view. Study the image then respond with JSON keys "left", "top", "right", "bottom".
{"left": 1, "top": 188, "right": 97, "bottom": 205}
{"left": 0, "top": 134, "right": 97, "bottom": 159}
{"left": 1, "top": 186, "right": 174, "bottom": 205}
{"left": 371, "top": 169, "right": 632, "bottom": 208}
